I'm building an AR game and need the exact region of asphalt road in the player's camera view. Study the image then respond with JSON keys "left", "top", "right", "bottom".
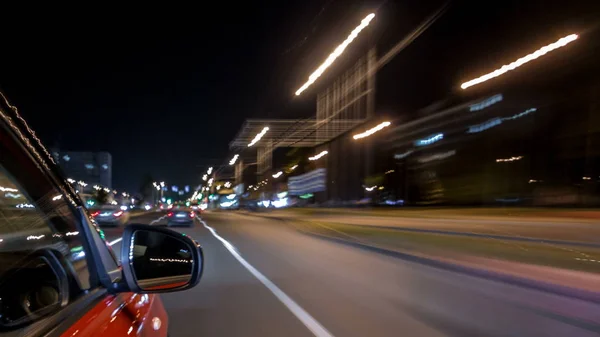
{"left": 104, "top": 211, "right": 600, "bottom": 337}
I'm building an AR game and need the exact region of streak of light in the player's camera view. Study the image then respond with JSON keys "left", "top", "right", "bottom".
{"left": 248, "top": 127, "right": 269, "bottom": 147}
{"left": 353, "top": 121, "right": 391, "bottom": 139}
{"left": 496, "top": 156, "right": 523, "bottom": 163}
{"left": 295, "top": 13, "right": 375, "bottom": 96}
{"left": 308, "top": 151, "right": 328, "bottom": 161}
{"left": 461, "top": 34, "right": 578, "bottom": 89}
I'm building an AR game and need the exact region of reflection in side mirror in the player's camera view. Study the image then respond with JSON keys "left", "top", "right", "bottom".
{"left": 120, "top": 225, "right": 203, "bottom": 293}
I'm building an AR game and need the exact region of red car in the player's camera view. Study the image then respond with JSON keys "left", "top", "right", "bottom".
{"left": 0, "top": 92, "right": 204, "bottom": 336}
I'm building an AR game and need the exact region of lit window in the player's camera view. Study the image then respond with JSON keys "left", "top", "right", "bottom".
{"left": 102, "top": 164, "right": 108, "bottom": 170}
{"left": 63, "top": 155, "right": 70, "bottom": 162}
{"left": 85, "top": 164, "right": 94, "bottom": 170}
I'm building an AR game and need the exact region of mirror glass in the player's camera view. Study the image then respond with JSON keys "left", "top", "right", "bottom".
{"left": 129, "top": 230, "right": 193, "bottom": 291}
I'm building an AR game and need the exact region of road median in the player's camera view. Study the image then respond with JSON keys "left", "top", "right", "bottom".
{"left": 238, "top": 210, "right": 600, "bottom": 297}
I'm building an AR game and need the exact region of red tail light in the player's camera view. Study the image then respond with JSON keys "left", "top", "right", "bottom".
{"left": 91, "top": 211, "right": 100, "bottom": 217}
{"left": 167, "top": 212, "right": 174, "bottom": 217}
{"left": 113, "top": 211, "right": 124, "bottom": 217}
{"left": 189, "top": 212, "right": 195, "bottom": 218}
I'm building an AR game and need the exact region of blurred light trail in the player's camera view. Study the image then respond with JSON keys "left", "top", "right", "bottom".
{"left": 309, "top": 151, "right": 328, "bottom": 161}
{"left": 0, "top": 186, "right": 18, "bottom": 192}
{"left": 207, "top": 167, "right": 213, "bottom": 175}
{"left": 415, "top": 133, "right": 443, "bottom": 146}
{"left": 248, "top": 127, "right": 269, "bottom": 147}
{"left": 496, "top": 156, "right": 523, "bottom": 162}
{"left": 229, "top": 154, "right": 239, "bottom": 165}
{"left": 295, "top": 13, "right": 375, "bottom": 96}
{"left": 353, "top": 121, "right": 391, "bottom": 139}
{"left": 272, "top": 171, "right": 283, "bottom": 178}
{"left": 461, "top": 34, "right": 578, "bottom": 89}
{"left": 469, "top": 94, "right": 503, "bottom": 111}
{"left": 394, "top": 150, "right": 413, "bottom": 159}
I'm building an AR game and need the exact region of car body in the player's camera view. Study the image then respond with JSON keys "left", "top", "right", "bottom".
{"left": 90, "top": 206, "right": 131, "bottom": 226}
{"left": 167, "top": 209, "right": 196, "bottom": 227}
{"left": 0, "top": 92, "right": 203, "bottom": 337}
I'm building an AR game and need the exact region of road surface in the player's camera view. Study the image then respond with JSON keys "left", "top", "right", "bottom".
{"left": 102, "top": 211, "right": 600, "bottom": 336}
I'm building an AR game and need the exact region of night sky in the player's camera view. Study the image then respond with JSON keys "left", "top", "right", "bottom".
{"left": 0, "top": 1, "right": 338, "bottom": 192}
{"left": 1, "top": 1, "right": 598, "bottom": 193}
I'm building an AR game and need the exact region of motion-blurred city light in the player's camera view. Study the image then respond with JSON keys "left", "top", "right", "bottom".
{"left": 290, "top": 164, "right": 298, "bottom": 171}
{"left": 295, "top": 13, "right": 376, "bottom": 96}
{"left": 469, "top": 94, "right": 503, "bottom": 111}
{"left": 0, "top": 185, "right": 18, "bottom": 192}
{"left": 272, "top": 171, "right": 283, "bottom": 178}
{"left": 496, "top": 156, "right": 523, "bottom": 162}
{"left": 309, "top": 150, "right": 328, "bottom": 161}
{"left": 207, "top": 167, "right": 213, "bottom": 175}
{"left": 353, "top": 121, "right": 391, "bottom": 139}
{"left": 248, "top": 127, "right": 269, "bottom": 147}
{"left": 229, "top": 154, "right": 239, "bottom": 165}
{"left": 415, "top": 133, "right": 443, "bottom": 146}
{"left": 461, "top": 34, "right": 578, "bottom": 89}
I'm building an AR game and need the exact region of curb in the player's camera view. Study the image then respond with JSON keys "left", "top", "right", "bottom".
{"left": 238, "top": 211, "right": 600, "bottom": 304}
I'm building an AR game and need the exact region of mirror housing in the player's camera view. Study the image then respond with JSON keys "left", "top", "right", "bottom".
{"left": 118, "top": 224, "right": 203, "bottom": 293}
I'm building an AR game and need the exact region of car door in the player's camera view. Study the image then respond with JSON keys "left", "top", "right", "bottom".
{"left": 0, "top": 94, "right": 167, "bottom": 337}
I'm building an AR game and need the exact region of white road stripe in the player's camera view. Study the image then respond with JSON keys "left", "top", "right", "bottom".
{"left": 109, "top": 215, "right": 166, "bottom": 246}
{"left": 199, "top": 218, "right": 334, "bottom": 337}
{"left": 108, "top": 238, "right": 122, "bottom": 246}
{"left": 150, "top": 215, "right": 167, "bottom": 225}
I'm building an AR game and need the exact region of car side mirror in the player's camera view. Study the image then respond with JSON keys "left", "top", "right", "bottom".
{"left": 119, "top": 224, "right": 203, "bottom": 293}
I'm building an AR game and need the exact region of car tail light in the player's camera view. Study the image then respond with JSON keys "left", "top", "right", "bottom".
{"left": 113, "top": 211, "right": 124, "bottom": 217}
{"left": 189, "top": 212, "right": 195, "bottom": 218}
{"left": 91, "top": 211, "right": 100, "bottom": 217}
{"left": 167, "top": 212, "right": 174, "bottom": 217}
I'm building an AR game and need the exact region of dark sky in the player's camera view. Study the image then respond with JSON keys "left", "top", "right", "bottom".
{"left": 1, "top": 1, "right": 598, "bottom": 193}
{"left": 0, "top": 1, "right": 343, "bottom": 192}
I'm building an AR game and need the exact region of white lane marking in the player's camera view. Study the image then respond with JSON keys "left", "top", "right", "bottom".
{"left": 108, "top": 238, "right": 122, "bottom": 246}
{"left": 199, "top": 218, "right": 334, "bottom": 337}
{"left": 109, "top": 215, "right": 166, "bottom": 246}
{"left": 150, "top": 215, "right": 167, "bottom": 225}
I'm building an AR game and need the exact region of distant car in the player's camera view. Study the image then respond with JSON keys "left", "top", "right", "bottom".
{"left": 167, "top": 209, "right": 196, "bottom": 227}
{"left": 90, "top": 206, "right": 130, "bottom": 226}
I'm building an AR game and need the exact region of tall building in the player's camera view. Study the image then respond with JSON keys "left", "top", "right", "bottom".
{"left": 52, "top": 151, "right": 112, "bottom": 189}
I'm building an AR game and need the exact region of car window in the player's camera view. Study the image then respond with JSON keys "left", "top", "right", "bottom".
{"left": 0, "top": 134, "right": 95, "bottom": 330}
